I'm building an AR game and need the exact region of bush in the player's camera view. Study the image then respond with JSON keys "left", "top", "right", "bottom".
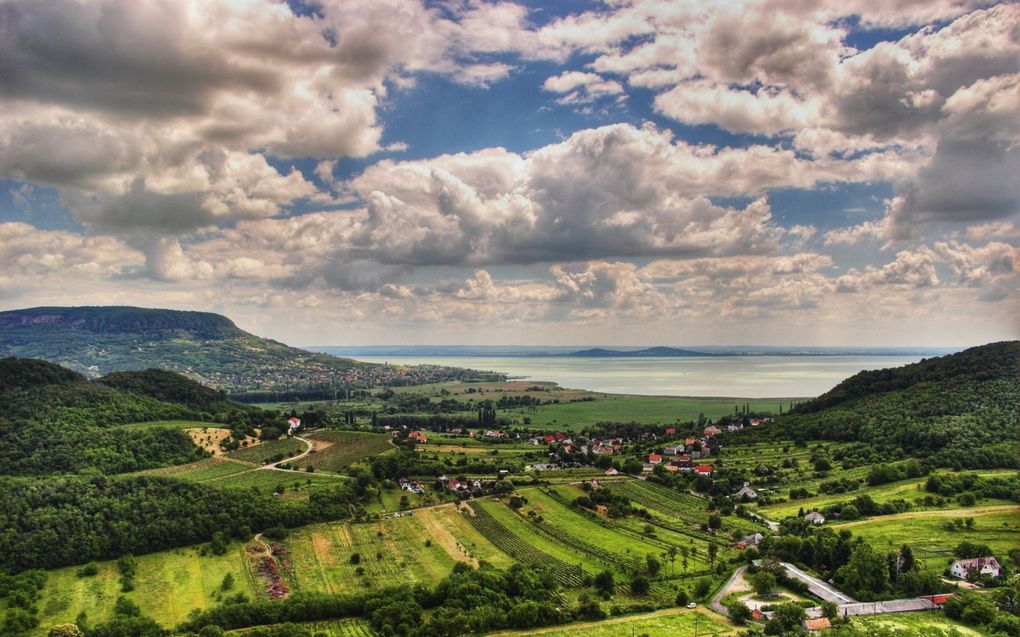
{"left": 630, "top": 575, "right": 650, "bottom": 596}
{"left": 694, "top": 579, "right": 712, "bottom": 600}
{"left": 76, "top": 563, "right": 99, "bottom": 578}
{"left": 675, "top": 589, "right": 690, "bottom": 607}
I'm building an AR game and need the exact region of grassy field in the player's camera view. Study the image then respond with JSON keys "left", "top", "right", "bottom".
{"left": 832, "top": 505, "right": 1020, "bottom": 559}
{"left": 486, "top": 607, "right": 733, "bottom": 637}
{"left": 141, "top": 456, "right": 349, "bottom": 495}
{"left": 762, "top": 469, "right": 1019, "bottom": 519}
{"left": 293, "top": 430, "right": 393, "bottom": 472}
{"left": 506, "top": 395, "right": 801, "bottom": 430}
{"left": 386, "top": 381, "right": 799, "bottom": 430}
{"left": 851, "top": 611, "right": 992, "bottom": 636}
{"left": 33, "top": 542, "right": 255, "bottom": 634}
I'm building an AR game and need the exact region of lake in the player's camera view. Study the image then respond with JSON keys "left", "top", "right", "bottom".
{"left": 351, "top": 355, "right": 923, "bottom": 398}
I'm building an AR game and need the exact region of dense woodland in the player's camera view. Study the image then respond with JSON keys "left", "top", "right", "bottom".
{"left": 0, "top": 359, "right": 275, "bottom": 475}
{"left": 729, "top": 341, "right": 1020, "bottom": 469}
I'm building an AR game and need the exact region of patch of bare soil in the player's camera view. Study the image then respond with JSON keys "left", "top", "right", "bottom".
{"left": 186, "top": 427, "right": 258, "bottom": 456}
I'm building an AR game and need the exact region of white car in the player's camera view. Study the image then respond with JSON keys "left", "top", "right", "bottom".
{"left": 687, "top": 602, "right": 697, "bottom": 609}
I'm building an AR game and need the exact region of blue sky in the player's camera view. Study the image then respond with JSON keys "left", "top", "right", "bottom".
{"left": 0, "top": 0, "right": 1017, "bottom": 347}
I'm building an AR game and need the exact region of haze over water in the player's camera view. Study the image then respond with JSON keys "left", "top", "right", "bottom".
{"left": 353, "top": 355, "right": 924, "bottom": 398}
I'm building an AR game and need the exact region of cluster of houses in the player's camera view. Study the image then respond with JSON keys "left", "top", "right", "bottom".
{"left": 438, "top": 475, "right": 484, "bottom": 492}
{"left": 641, "top": 425, "right": 729, "bottom": 474}
{"left": 645, "top": 451, "right": 715, "bottom": 476}
{"left": 398, "top": 478, "right": 425, "bottom": 494}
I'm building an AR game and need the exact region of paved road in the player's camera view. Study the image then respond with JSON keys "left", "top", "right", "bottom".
{"left": 711, "top": 565, "right": 747, "bottom": 615}
{"left": 781, "top": 562, "right": 857, "bottom": 604}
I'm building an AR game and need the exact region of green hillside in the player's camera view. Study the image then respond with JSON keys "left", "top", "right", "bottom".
{"left": 0, "top": 358, "right": 272, "bottom": 475}
{"left": 736, "top": 341, "right": 1020, "bottom": 469}
{"left": 0, "top": 306, "right": 502, "bottom": 392}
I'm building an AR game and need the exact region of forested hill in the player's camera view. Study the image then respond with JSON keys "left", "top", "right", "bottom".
{"left": 0, "top": 305, "right": 371, "bottom": 391}
{"left": 0, "top": 358, "right": 271, "bottom": 475}
{"left": 792, "top": 340, "right": 1019, "bottom": 413}
{"left": 741, "top": 341, "right": 1020, "bottom": 469}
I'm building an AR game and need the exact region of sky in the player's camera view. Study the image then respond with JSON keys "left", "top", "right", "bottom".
{"left": 1, "top": 0, "right": 1018, "bottom": 347}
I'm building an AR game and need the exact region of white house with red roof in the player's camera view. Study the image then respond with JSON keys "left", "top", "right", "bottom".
{"left": 950, "top": 557, "right": 1002, "bottom": 579}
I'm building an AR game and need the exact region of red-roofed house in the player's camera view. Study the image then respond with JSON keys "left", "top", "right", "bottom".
{"left": 664, "top": 427, "right": 676, "bottom": 435}
{"left": 802, "top": 618, "right": 831, "bottom": 632}
{"left": 951, "top": 557, "right": 1002, "bottom": 579}
{"left": 544, "top": 434, "right": 556, "bottom": 443}
{"left": 648, "top": 453, "right": 662, "bottom": 464}
{"left": 695, "top": 464, "right": 713, "bottom": 476}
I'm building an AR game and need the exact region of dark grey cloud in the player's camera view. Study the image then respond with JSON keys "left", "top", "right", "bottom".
{"left": 0, "top": 0, "right": 280, "bottom": 118}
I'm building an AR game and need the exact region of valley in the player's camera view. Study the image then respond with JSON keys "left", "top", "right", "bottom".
{"left": 1, "top": 335, "right": 1017, "bottom": 637}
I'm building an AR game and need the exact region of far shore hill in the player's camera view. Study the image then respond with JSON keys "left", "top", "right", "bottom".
{"left": 311, "top": 344, "right": 961, "bottom": 357}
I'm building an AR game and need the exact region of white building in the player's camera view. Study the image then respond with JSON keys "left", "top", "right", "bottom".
{"left": 950, "top": 557, "right": 1002, "bottom": 580}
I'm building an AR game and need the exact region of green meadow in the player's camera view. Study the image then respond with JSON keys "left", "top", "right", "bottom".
{"left": 832, "top": 505, "right": 1020, "bottom": 558}
{"left": 487, "top": 607, "right": 734, "bottom": 637}
{"left": 505, "top": 395, "right": 802, "bottom": 430}
{"left": 33, "top": 543, "right": 255, "bottom": 633}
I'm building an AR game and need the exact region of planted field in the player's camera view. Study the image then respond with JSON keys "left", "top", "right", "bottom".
{"left": 416, "top": 505, "right": 516, "bottom": 569}
{"left": 32, "top": 543, "right": 254, "bottom": 634}
{"left": 487, "top": 607, "right": 733, "bottom": 637}
{"left": 611, "top": 479, "right": 762, "bottom": 536}
{"left": 140, "top": 457, "right": 251, "bottom": 482}
{"left": 204, "top": 468, "right": 346, "bottom": 494}
{"left": 537, "top": 487, "right": 714, "bottom": 572}
{"left": 523, "top": 489, "right": 672, "bottom": 572}
{"left": 832, "top": 505, "right": 1020, "bottom": 558}
{"left": 303, "top": 619, "right": 376, "bottom": 637}
{"left": 285, "top": 513, "right": 461, "bottom": 595}
{"left": 293, "top": 431, "right": 393, "bottom": 472}
{"left": 227, "top": 438, "right": 307, "bottom": 464}
{"left": 467, "top": 501, "right": 587, "bottom": 586}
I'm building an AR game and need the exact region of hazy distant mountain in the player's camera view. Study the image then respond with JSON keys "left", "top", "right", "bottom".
{"left": 313, "top": 344, "right": 958, "bottom": 357}
{"left": 566, "top": 346, "right": 714, "bottom": 357}
{"left": 0, "top": 306, "right": 373, "bottom": 390}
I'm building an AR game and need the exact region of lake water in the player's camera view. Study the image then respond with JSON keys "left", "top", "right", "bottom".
{"left": 351, "top": 355, "right": 923, "bottom": 398}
